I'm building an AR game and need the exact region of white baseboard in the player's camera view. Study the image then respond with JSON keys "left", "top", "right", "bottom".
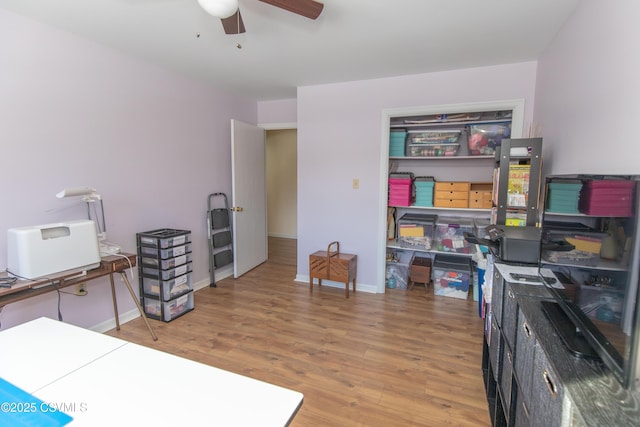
{"left": 92, "top": 268, "right": 381, "bottom": 333}
{"left": 268, "top": 233, "right": 297, "bottom": 239}
{"left": 90, "top": 268, "right": 235, "bottom": 334}
{"left": 90, "top": 308, "right": 143, "bottom": 334}
{"left": 294, "top": 274, "right": 380, "bottom": 294}
{"left": 199, "top": 265, "right": 234, "bottom": 289}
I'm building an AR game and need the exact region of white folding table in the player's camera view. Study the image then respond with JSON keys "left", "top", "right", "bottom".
{"left": 0, "top": 317, "right": 303, "bottom": 426}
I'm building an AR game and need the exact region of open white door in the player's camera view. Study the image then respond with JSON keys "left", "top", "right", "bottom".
{"left": 231, "top": 119, "right": 268, "bottom": 278}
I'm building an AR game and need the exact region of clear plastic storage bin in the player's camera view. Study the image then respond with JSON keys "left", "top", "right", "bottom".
{"left": 407, "top": 143, "right": 459, "bottom": 157}
{"left": 434, "top": 216, "right": 474, "bottom": 254}
{"left": 396, "top": 213, "right": 437, "bottom": 250}
{"left": 467, "top": 122, "right": 511, "bottom": 155}
{"left": 386, "top": 250, "right": 412, "bottom": 289}
{"left": 144, "top": 291, "right": 194, "bottom": 322}
{"left": 142, "top": 262, "right": 191, "bottom": 280}
{"left": 141, "top": 253, "right": 192, "bottom": 270}
{"left": 432, "top": 254, "right": 471, "bottom": 299}
{"left": 142, "top": 272, "right": 192, "bottom": 301}
{"left": 140, "top": 243, "right": 191, "bottom": 259}
{"left": 408, "top": 130, "right": 461, "bottom": 144}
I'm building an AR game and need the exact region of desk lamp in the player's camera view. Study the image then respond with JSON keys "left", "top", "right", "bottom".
{"left": 56, "top": 187, "right": 121, "bottom": 257}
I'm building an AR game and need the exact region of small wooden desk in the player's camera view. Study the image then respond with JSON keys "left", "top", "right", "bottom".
{"left": 0, "top": 254, "right": 157, "bottom": 341}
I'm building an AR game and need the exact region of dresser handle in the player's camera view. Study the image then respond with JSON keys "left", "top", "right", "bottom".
{"left": 508, "top": 289, "right": 515, "bottom": 299}
{"left": 522, "top": 322, "right": 531, "bottom": 338}
{"left": 495, "top": 271, "right": 500, "bottom": 279}
{"left": 507, "top": 351, "right": 512, "bottom": 363}
{"left": 543, "top": 369, "right": 558, "bottom": 398}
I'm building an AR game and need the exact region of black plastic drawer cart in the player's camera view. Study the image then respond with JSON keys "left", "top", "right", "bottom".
{"left": 136, "top": 228, "right": 194, "bottom": 322}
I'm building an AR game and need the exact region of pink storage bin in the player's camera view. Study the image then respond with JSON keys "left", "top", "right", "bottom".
{"left": 389, "top": 191, "right": 411, "bottom": 199}
{"left": 389, "top": 177, "right": 412, "bottom": 185}
{"left": 389, "top": 197, "right": 411, "bottom": 206}
{"left": 579, "top": 179, "right": 636, "bottom": 217}
{"left": 388, "top": 174, "right": 413, "bottom": 206}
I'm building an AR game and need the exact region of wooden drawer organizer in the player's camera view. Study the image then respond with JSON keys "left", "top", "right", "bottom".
{"left": 469, "top": 182, "right": 493, "bottom": 209}
{"left": 434, "top": 181, "right": 470, "bottom": 208}
{"left": 309, "top": 241, "right": 357, "bottom": 298}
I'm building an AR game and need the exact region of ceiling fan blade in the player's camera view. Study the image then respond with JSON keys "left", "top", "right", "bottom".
{"left": 221, "top": 9, "right": 246, "bottom": 34}
{"left": 258, "top": 0, "right": 324, "bottom": 20}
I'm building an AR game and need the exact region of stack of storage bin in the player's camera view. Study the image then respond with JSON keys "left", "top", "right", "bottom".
{"left": 137, "top": 228, "right": 194, "bottom": 322}
{"left": 579, "top": 179, "right": 636, "bottom": 216}
{"left": 389, "top": 130, "right": 407, "bottom": 157}
{"left": 414, "top": 177, "right": 435, "bottom": 207}
{"left": 388, "top": 173, "right": 413, "bottom": 206}
{"left": 547, "top": 179, "right": 582, "bottom": 213}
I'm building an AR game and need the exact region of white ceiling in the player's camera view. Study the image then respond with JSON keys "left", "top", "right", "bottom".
{"left": 2, "top": 0, "right": 580, "bottom": 100}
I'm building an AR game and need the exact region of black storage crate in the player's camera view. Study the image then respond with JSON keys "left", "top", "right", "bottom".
{"left": 137, "top": 228, "right": 194, "bottom": 320}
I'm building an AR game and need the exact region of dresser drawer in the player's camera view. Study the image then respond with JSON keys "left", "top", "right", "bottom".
{"left": 502, "top": 283, "right": 519, "bottom": 351}
{"left": 435, "top": 181, "right": 471, "bottom": 192}
{"left": 515, "top": 310, "right": 536, "bottom": 406}
{"left": 530, "top": 345, "right": 565, "bottom": 427}
{"left": 491, "top": 269, "right": 505, "bottom": 325}
{"left": 435, "top": 190, "right": 469, "bottom": 200}
{"left": 469, "top": 191, "right": 493, "bottom": 208}
{"left": 489, "top": 316, "right": 502, "bottom": 382}
{"left": 500, "top": 346, "right": 514, "bottom": 420}
{"left": 514, "top": 388, "right": 530, "bottom": 427}
{"left": 433, "top": 198, "right": 469, "bottom": 208}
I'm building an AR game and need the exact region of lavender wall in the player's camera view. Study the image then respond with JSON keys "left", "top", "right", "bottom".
{"left": 257, "top": 99, "right": 297, "bottom": 126}
{"left": 534, "top": 0, "right": 640, "bottom": 379}
{"left": 296, "top": 62, "right": 537, "bottom": 292}
{"left": 534, "top": 0, "right": 640, "bottom": 175}
{"left": 0, "top": 10, "right": 257, "bottom": 331}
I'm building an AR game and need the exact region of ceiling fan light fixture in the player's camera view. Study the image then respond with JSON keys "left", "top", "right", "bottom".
{"left": 197, "top": 0, "right": 239, "bottom": 19}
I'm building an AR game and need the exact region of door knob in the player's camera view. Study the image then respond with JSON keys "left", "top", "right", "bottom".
{"left": 232, "top": 207, "right": 244, "bottom": 212}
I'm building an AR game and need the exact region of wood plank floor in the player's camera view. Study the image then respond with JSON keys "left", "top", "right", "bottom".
{"left": 107, "top": 237, "right": 490, "bottom": 426}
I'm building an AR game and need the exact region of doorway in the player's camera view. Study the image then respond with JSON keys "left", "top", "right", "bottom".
{"left": 266, "top": 129, "right": 298, "bottom": 263}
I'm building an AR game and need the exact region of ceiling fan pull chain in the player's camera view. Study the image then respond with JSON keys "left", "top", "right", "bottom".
{"left": 236, "top": 10, "right": 242, "bottom": 49}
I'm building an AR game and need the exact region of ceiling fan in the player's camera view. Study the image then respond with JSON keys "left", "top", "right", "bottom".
{"left": 197, "top": 0, "right": 324, "bottom": 35}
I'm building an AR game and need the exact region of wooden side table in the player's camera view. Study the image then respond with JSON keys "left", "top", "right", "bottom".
{"left": 309, "top": 242, "right": 357, "bottom": 298}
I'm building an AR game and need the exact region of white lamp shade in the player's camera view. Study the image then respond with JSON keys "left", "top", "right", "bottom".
{"left": 197, "top": 0, "right": 239, "bottom": 19}
{"left": 56, "top": 187, "right": 97, "bottom": 198}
